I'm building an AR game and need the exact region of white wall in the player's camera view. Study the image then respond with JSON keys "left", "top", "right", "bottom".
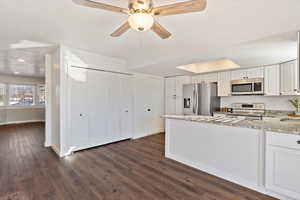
{"left": 0, "top": 74, "right": 45, "bottom": 125}
{"left": 45, "top": 48, "right": 61, "bottom": 153}
{"left": 133, "top": 74, "right": 165, "bottom": 139}
{"left": 0, "top": 74, "right": 45, "bottom": 85}
{"left": 0, "top": 107, "right": 45, "bottom": 125}
{"left": 221, "top": 96, "right": 295, "bottom": 111}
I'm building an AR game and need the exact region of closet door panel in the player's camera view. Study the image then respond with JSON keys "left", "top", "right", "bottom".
{"left": 68, "top": 67, "right": 89, "bottom": 150}
{"left": 120, "top": 76, "right": 134, "bottom": 139}
{"left": 107, "top": 74, "right": 122, "bottom": 142}
{"left": 87, "top": 70, "right": 109, "bottom": 146}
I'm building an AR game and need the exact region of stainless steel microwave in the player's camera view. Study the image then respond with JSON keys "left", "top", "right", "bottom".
{"left": 231, "top": 78, "right": 264, "bottom": 95}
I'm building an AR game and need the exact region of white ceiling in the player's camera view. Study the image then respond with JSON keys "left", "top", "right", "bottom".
{"left": 0, "top": 0, "right": 300, "bottom": 77}
{"left": 0, "top": 47, "right": 53, "bottom": 77}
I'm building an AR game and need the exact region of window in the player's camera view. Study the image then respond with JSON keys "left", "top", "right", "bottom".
{"left": 8, "top": 84, "right": 35, "bottom": 106}
{"left": 0, "top": 84, "right": 6, "bottom": 106}
{"left": 38, "top": 85, "right": 45, "bottom": 104}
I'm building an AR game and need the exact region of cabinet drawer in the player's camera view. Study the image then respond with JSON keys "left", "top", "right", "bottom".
{"left": 267, "top": 131, "right": 300, "bottom": 150}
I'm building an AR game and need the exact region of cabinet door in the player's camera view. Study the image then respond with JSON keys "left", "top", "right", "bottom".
{"left": 246, "top": 67, "right": 264, "bottom": 79}
{"left": 217, "top": 71, "right": 231, "bottom": 96}
{"left": 280, "top": 60, "right": 299, "bottom": 95}
{"left": 68, "top": 67, "right": 89, "bottom": 150}
{"left": 203, "top": 73, "right": 218, "bottom": 83}
{"left": 107, "top": 74, "right": 122, "bottom": 142}
{"left": 231, "top": 70, "right": 247, "bottom": 80}
{"left": 120, "top": 76, "right": 134, "bottom": 139}
{"left": 191, "top": 75, "right": 203, "bottom": 84}
{"left": 266, "top": 146, "right": 300, "bottom": 199}
{"left": 176, "top": 76, "right": 191, "bottom": 97}
{"left": 87, "top": 70, "right": 109, "bottom": 146}
{"left": 165, "top": 77, "right": 176, "bottom": 97}
{"left": 165, "top": 96, "right": 176, "bottom": 115}
{"left": 175, "top": 76, "right": 190, "bottom": 114}
{"left": 264, "top": 65, "right": 280, "bottom": 96}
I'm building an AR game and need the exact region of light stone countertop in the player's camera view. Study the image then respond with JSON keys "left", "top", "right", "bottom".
{"left": 162, "top": 115, "right": 300, "bottom": 136}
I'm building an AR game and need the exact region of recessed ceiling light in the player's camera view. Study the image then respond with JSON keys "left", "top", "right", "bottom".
{"left": 18, "top": 58, "right": 25, "bottom": 63}
{"left": 176, "top": 58, "right": 240, "bottom": 74}
{"left": 14, "top": 72, "right": 20, "bottom": 75}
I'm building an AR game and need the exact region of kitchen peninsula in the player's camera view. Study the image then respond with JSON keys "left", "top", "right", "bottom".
{"left": 163, "top": 115, "right": 300, "bottom": 200}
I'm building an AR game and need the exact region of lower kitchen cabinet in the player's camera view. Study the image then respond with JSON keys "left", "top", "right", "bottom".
{"left": 266, "top": 131, "right": 300, "bottom": 200}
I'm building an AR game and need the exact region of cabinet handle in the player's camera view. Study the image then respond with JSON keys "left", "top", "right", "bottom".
{"left": 297, "top": 141, "right": 300, "bottom": 144}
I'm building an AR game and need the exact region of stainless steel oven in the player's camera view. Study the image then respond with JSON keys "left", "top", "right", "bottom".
{"left": 231, "top": 78, "right": 264, "bottom": 95}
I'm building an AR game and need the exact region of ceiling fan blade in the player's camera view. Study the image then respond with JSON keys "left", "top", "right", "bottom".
{"left": 152, "top": 0, "right": 206, "bottom": 17}
{"left": 73, "top": 0, "right": 128, "bottom": 14}
{"left": 111, "top": 22, "right": 131, "bottom": 37}
{"left": 151, "top": 21, "right": 171, "bottom": 39}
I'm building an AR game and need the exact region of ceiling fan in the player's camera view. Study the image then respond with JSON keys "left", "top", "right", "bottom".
{"left": 73, "top": 0, "right": 207, "bottom": 39}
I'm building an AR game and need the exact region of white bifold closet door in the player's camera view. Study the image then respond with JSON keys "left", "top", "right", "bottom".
{"left": 69, "top": 66, "right": 133, "bottom": 151}
{"left": 69, "top": 67, "right": 90, "bottom": 150}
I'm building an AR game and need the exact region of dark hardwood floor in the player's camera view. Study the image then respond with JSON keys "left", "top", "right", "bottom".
{"left": 0, "top": 123, "right": 277, "bottom": 200}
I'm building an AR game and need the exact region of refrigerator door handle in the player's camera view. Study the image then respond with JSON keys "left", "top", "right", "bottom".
{"left": 192, "top": 88, "right": 196, "bottom": 114}
{"left": 195, "top": 85, "right": 199, "bottom": 115}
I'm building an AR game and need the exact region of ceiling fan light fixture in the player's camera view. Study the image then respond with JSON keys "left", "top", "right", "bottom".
{"left": 128, "top": 12, "right": 154, "bottom": 32}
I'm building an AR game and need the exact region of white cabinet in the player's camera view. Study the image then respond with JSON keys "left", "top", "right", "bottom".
{"left": 165, "top": 77, "right": 176, "bottom": 98}
{"left": 231, "top": 67, "right": 264, "bottom": 80}
{"left": 280, "top": 60, "right": 299, "bottom": 95}
{"left": 231, "top": 70, "right": 247, "bottom": 80}
{"left": 191, "top": 73, "right": 217, "bottom": 83}
{"left": 266, "top": 132, "right": 300, "bottom": 200}
{"left": 203, "top": 73, "right": 218, "bottom": 83}
{"left": 264, "top": 65, "right": 280, "bottom": 96}
{"left": 246, "top": 67, "right": 264, "bottom": 79}
{"left": 217, "top": 71, "right": 231, "bottom": 96}
{"left": 165, "top": 76, "right": 191, "bottom": 115}
{"left": 68, "top": 66, "right": 133, "bottom": 151}
{"left": 191, "top": 74, "right": 203, "bottom": 84}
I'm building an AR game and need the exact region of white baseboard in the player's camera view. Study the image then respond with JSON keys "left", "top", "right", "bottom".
{"left": 51, "top": 145, "right": 63, "bottom": 157}
{"left": 166, "top": 153, "right": 293, "bottom": 200}
{"left": 0, "top": 120, "right": 45, "bottom": 126}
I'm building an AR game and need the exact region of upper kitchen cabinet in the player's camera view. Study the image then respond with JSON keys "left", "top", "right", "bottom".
{"left": 203, "top": 73, "right": 218, "bottom": 83}
{"left": 176, "top": 76, "right": 191, "bottom": 98}
{"left": 280, "top": 60, "right": 299, "bottom": 95}
{"left": 191, "top": 73, "right": 218, "bottom": 83}
{"left": 191, "top": 74, "right": 203, "bottom": 83}
{"left": 165, "top": 76, "right": 191, "bottom": 115}
{"left": 217, "top": 71, "right": 231, "bottom": 96}
{"left": 264, "top": 65, "right": 280, "bottom": 96}
{"left": 231, "top": 67, "right": 264, "bottom": 80}
{"left": 165, "top": 77, "right": 176, "bottom": 98}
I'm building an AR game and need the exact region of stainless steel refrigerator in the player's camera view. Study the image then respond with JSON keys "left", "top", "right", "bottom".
{"left": 183, "top": 82, "right": 220, "bottom": 116}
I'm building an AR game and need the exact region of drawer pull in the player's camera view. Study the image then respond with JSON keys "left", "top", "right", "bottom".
{"left": 297, "top": 141, "right": 300, "bottom": 144}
